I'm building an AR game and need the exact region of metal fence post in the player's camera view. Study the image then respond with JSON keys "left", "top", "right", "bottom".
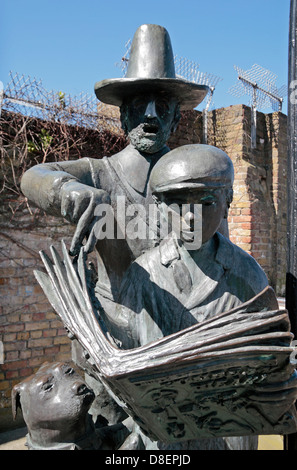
{"left": 285, "top": 0, "right": 297, "bottom": 451}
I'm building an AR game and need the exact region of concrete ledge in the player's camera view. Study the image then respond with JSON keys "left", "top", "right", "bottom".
{"left": 0, "top": 427, "right": 27, "bottom": 450}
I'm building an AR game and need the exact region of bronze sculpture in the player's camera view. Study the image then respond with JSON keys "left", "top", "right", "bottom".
{"left": 12, "top": 361, "right": 142, "bottom": 450}
{"left": 12, "top": 362, "right": 96, "bottom": 450}
{"left": 112, "top": 144, "right": 273, "bottom": 349}
{"left": 90, "top": 144, "right": 297, "bottom": 450}
{"left": 20, "top": 24, "right": 209, "bottom": 436}
{"left": 32, "top": 144, "right": 297, "bottom": 450}
{"left": 19, "top": 24, "right": 297, "bottom": 451}
{"left": 20, "top": 24, "right": 208, "bottom": 302}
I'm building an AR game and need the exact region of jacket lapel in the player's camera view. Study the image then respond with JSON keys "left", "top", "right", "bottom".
{"left": 184, "top": 233, "right": 233, "bottom": 310}
{"left": 159, "top": 233, "right": 234, "bottom": 311}
{"left": 185, "top": 262, "right": 225, "bottom": 310}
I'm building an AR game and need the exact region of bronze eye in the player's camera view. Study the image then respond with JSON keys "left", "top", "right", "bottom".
{"left": 131, "top": 97, "right": 145, "bottom": 110}
{"left": 41, "top": 378, "right": 54, "bottom": 392}
{"left": 156, "top": 100, "right": 170, "bottom": 116}
{"left": 201, "top": 195, "right": 216, "bottom": 206}
{"left": 203, "top": 201, "right": 216, "bottom": 206}
{"left": 43, "top": 383, "right": 54, "bottom": 392}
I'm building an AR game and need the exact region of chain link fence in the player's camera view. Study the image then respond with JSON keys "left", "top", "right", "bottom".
{"left": 1, "top": 71, "right": 121, "bottom": 133}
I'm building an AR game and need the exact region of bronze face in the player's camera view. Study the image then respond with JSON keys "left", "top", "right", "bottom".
{"left": 12, "top": 362, "right": 95, "bottom": 448}
{"left": 120, "top": 92, "right": 180, "bottom": 154}
{"left": 157, "top": 188, "right": 229, "bottom": 246}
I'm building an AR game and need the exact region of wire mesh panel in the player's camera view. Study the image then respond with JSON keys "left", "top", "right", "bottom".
{"left": 1, "top": 71, "right": 121, "bottom": 132}
{"left": 116, "top": 39, "right": 131, "bottom": 76}
{"left": 229, "top": 64, "right": 287, "bottom": 148}
{"left": 175, "top": 56, "right": 222, "bottom": 90}
{"left": 229, "top": 64, "right": 287, "bottom": 111}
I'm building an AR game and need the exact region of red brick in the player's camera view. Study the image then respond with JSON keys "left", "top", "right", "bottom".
{"left": 5, "top": 370, "right": 19, "bottom": 380}
{"left": 57, "top": 328, "right": 67, "bottom": 336}
{"left": 28, "top": 356, "right": 47, "bottom": 368}
{"left": 28, "top": 337, "right": 54, "bottom": 348}
{"left": 32, "top": 312, "right": 46, "bottom": 321}
{"left": 43, "top": 329, "right": 57, "bottom": 337}
{"left": 241, "top": 223, "right": 253, "bottom": 230}
{"left": 1, "top": 360, "right": 27, "bottom": 371}
{"left": 54, "top": 336, "right": 70, "bottom": 345}
{"left": 6, "top": 351, "right": 19, "bottom": 361}
{"left": 3, "top": 324, "right": 24, "bottom": 333}
{"left": 44, "top": 345, "right": 60, "bottom": 356}
{"left": 19, "top": 368, "right": 34, "bottom": 378}
{"left": 20, "top": 350, "right": 31, "bottom": 360}
{"left": 25, "top": 321, "right": 50, "bottom": 331}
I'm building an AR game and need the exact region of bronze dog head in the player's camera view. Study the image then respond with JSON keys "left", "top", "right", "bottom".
{"left": 12, "top": 362, "right": 95, "bottom": 449}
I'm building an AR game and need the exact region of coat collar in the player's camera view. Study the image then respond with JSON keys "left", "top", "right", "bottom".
{"left": 159, "top": 232, "right": 234, "bottom": 309}
{"left": 159, "top": 231, "right": 234, "bottom": 270}
{"left": 159, "top": 232, "right": 180, "bottom": 266}
{"left": 214, "top": 231, "right": 235, "bottom": 270}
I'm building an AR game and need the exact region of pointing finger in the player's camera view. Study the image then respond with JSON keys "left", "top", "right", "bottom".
{"left": 69, "top": 194, "right": 95, "bottom": 256}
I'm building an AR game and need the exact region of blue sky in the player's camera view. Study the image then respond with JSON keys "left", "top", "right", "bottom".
{"left": 0, "top": 0, "right": 291, "bottom": 112}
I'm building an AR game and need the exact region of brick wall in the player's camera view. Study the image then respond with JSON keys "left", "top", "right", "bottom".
{"left": 171, "top": 104, "right": 287, "bottom": 294}
{"left": 0, "top": 104, "right": 288, "bottom": 409}
{"left": 0, "top": 210, "right": 75, "bottom": 408}
{"left": 205, "top": 105, "right": 287, "bottom": 295}
{"left": 168, "top": 110, "right": 203, "bottom": 148}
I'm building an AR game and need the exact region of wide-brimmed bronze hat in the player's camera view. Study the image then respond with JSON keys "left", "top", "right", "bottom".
{"left": 94, "top": 24, "right": 209, "bottom": 110}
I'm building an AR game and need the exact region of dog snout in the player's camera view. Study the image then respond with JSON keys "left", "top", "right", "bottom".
{"left": 72, "top": 381, "right": 90, "bottom": 396}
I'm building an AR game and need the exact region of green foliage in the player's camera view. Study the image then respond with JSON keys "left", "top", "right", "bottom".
{"left": 27, "top": 129, "right": 53, "bottom": 154}
{"left": 40, "top": 128, "right": 53, "bottom": 150}
{"left": 27, "top": 140, "right": 38, "bottom": 154}
{"left": 58, "top": 91, "right": 66, "bottom": 109}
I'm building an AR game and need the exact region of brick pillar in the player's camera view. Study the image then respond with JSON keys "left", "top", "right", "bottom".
{"left": 267, "top": 112, "right": 288, "bottom": 295}
{"left": 206, "top": 105, "right": 254, "bottom": 253}
{"left": 206, "top": 104, "right": 287, "bottom": 295}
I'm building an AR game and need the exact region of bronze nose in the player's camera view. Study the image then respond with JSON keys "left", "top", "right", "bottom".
{"left": 72, "top": 381, "right": 88, "bottom": 395}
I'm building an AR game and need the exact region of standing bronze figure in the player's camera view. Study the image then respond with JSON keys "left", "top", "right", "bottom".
{"left": 19, "top": 24, "right": 297, "bottom": 451}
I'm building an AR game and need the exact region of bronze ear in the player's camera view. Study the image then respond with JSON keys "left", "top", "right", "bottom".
{"left": 11, "top": 383, "right": 23, "bottom": 420}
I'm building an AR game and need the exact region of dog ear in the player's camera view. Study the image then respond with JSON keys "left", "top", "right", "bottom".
{"left": 11, "top": 383, "right": 23, "bottom": 420}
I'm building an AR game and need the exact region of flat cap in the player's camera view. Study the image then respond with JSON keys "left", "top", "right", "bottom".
{"left": 150, "top": 144, "right": 234, "bottom": 194}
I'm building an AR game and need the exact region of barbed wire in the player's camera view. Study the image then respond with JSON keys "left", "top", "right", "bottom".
{"left": 0, "top": 72, "right": 128, "bottom": 224}
{"left": 1, "top": 71, "right": 122, "bottom": 133}
{"left": 229, "top": 64, "right": 287, "bottom": 112}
